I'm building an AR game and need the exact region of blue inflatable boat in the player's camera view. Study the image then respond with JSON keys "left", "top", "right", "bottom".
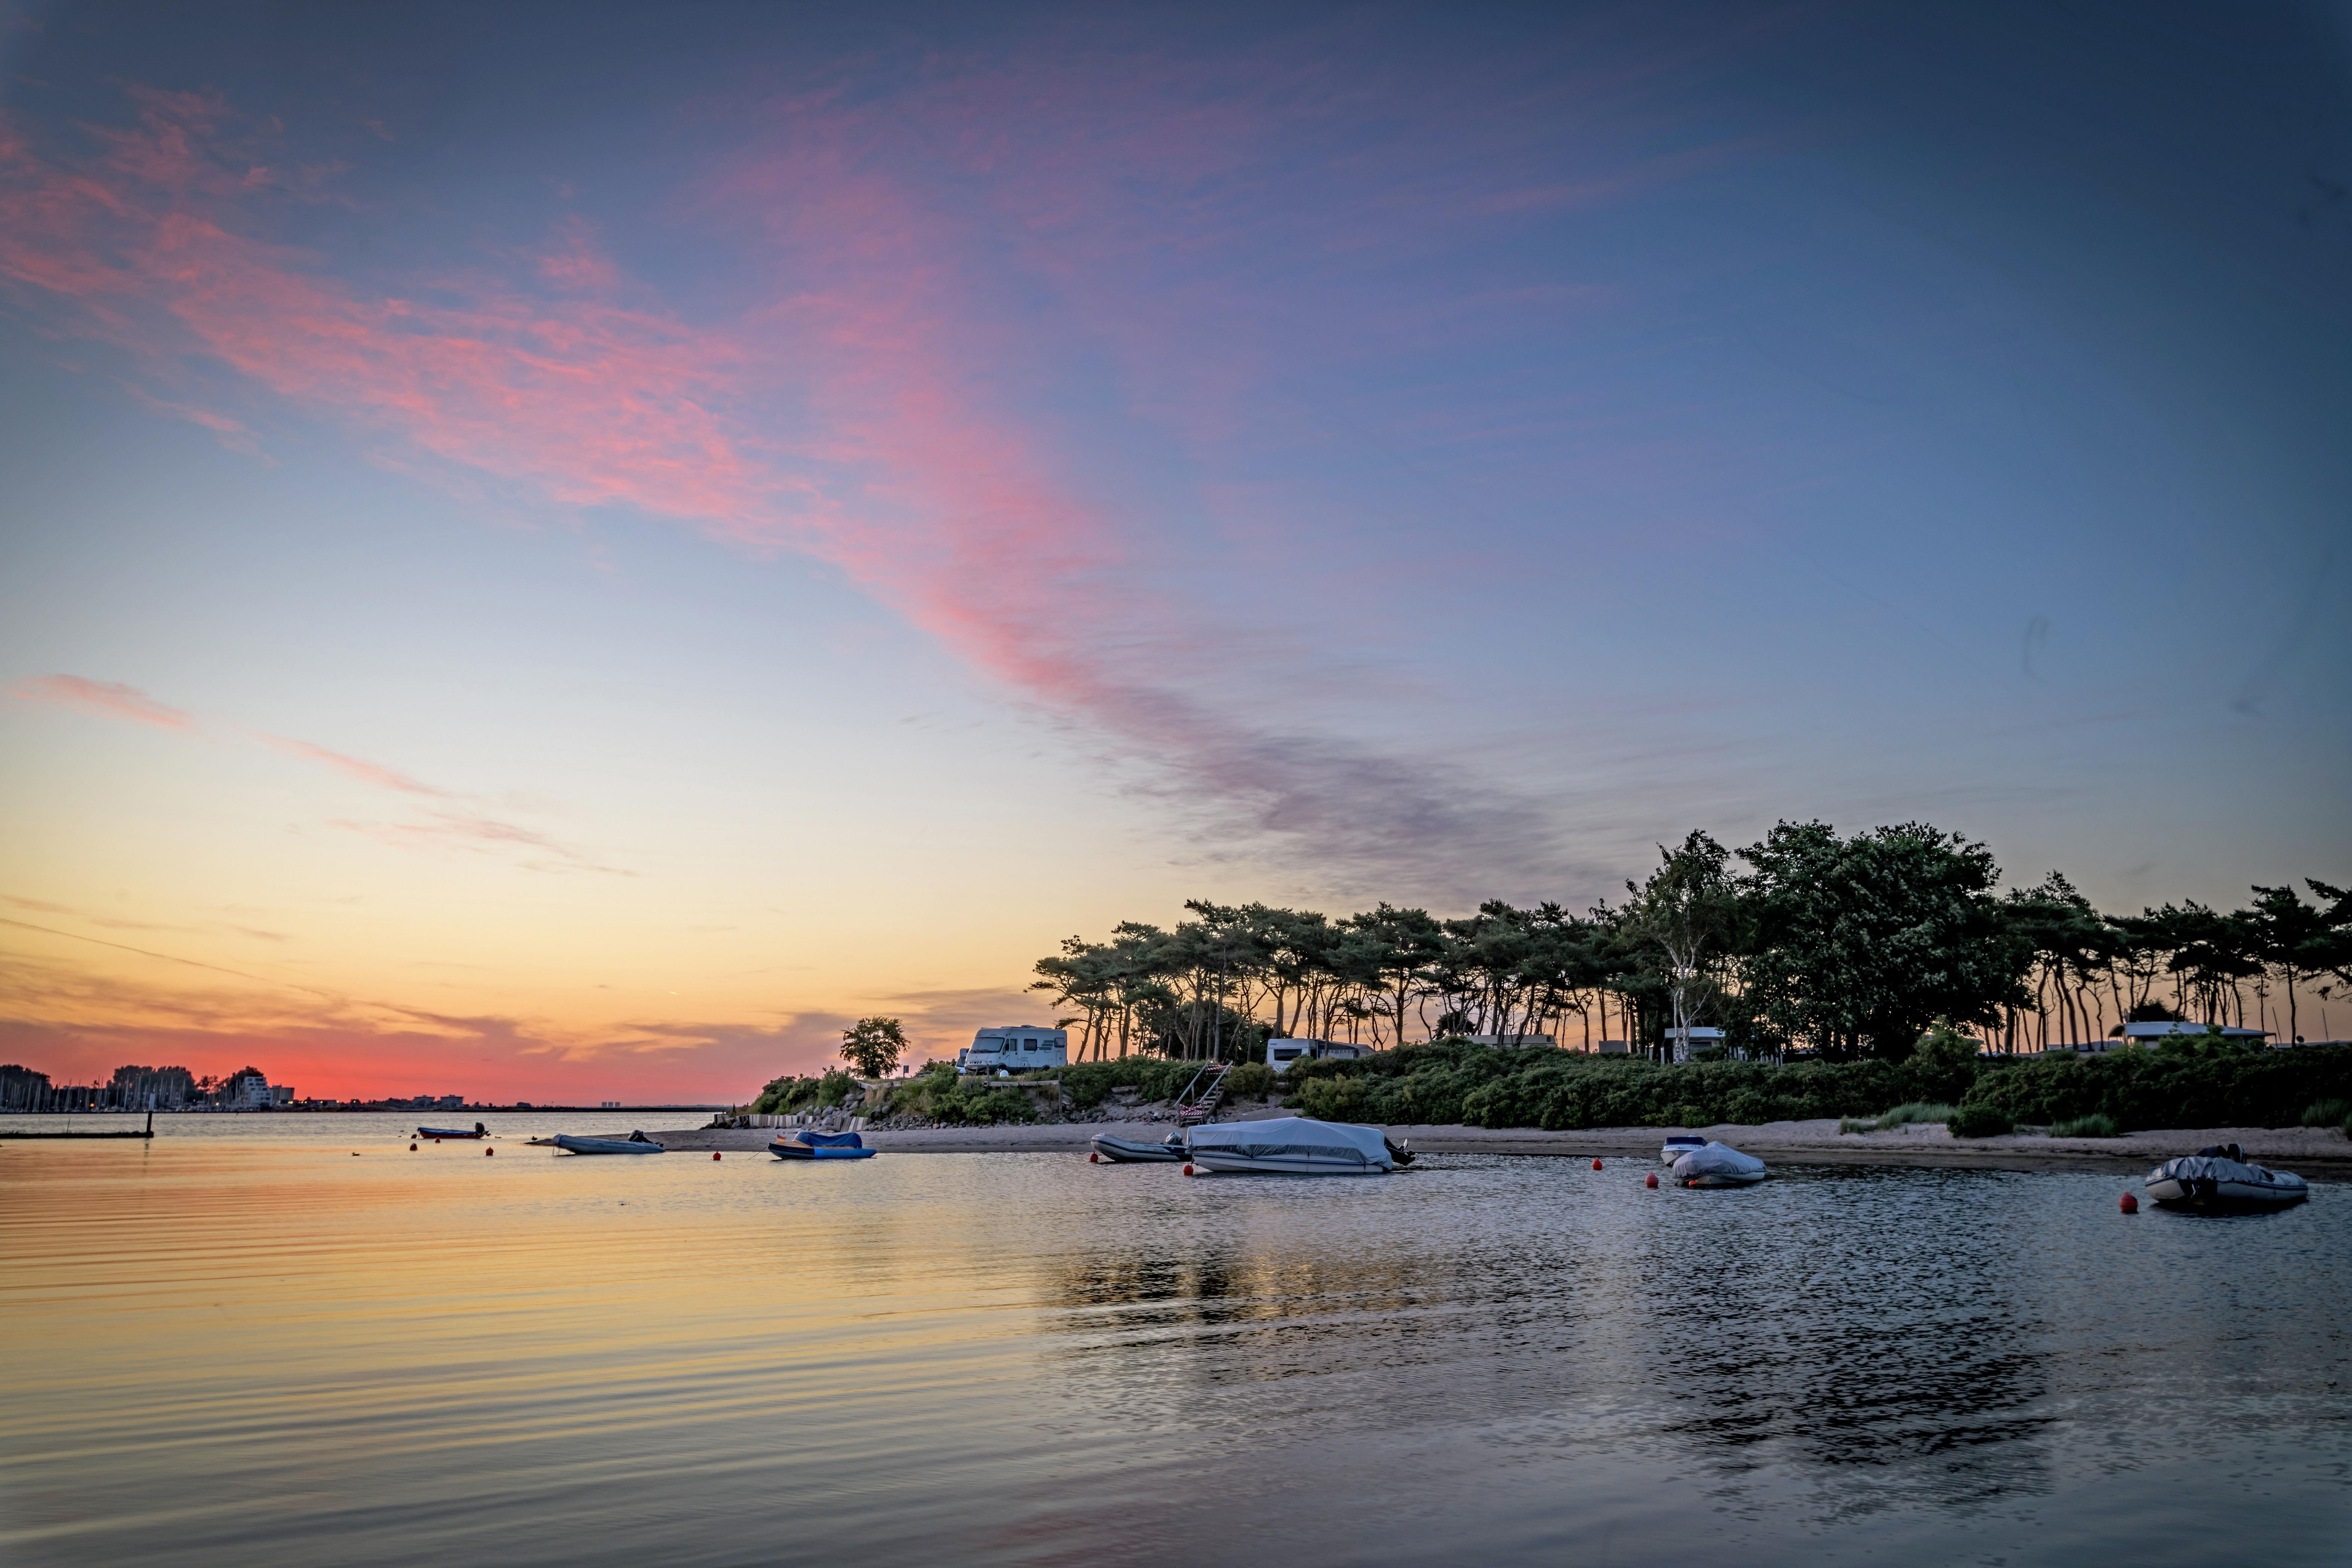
{"left": 770, "top": 1129, "right": 877, "bottom": 1160}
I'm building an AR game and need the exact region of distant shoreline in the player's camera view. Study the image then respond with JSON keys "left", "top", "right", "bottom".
{"left": 649, "top": 1116, "right": 2352, "bottom": 1174}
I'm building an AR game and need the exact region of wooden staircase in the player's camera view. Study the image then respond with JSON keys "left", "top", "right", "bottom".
{"left": 1177, "top": 1062, "right": 1235, "bottom": 1126}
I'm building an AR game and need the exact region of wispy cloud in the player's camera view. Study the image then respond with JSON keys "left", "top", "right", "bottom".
{"left": 258, "top": 734, "right": 444, "bottom": 796}
{"left": 12, "top": 674, "right": 197, "bottom": 730}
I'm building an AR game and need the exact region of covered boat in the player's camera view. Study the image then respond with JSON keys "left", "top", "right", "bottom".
{"left": 2145, "top": 1145, "right": 2308, "bottom": 1210}
{"left": 419, "top": 1122, "right": 488, "bottom": 1139}
{"left": 1659, "top": 1134, "right": 1708, "bottom": 1166}
{"left": 1184, "top": 1116, "right": 1399, "bottom": 1176}
{"left": 1090, "top": 1132, "right": 1187, "bottom": 1163}
{"left": 1670, "top": 1141, "right": 1768, "bottom": 1187}
{"left": 553, "top": 1131, "right": 665, "bottom": 1155}
{"left": 770, "top": 1129, "right": 876, "bottom": 1160}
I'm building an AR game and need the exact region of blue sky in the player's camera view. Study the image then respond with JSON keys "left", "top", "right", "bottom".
{"left": 1, "top": 1, "right": 2346, "bottom": 1095}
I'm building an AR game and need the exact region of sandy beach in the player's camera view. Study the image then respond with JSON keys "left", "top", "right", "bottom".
{"left": 645, "top": 1112, "right": 2352, "bottom": 1172}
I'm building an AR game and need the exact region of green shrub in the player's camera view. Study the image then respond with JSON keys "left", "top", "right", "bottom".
{"left": 1948, "top": 1103, "right": 2015, "bottom": 1138}
{"left": 1222, "top": 1061, "right": 1275, "bottom": 1100}
{"left": 1296, "top": 1075, "right": 1374, "bottom": 1123}
{"left": 1873, "top": 1101, "right": 1961, "bottom": 1130}
{"left": 2050, "top": 1113, "right": 2120, "bottom": 1138}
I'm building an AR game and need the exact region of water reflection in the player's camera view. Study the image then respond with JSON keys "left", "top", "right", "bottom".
{"left": 2, "top": 1143, "right": 2345, "bottom": 1567}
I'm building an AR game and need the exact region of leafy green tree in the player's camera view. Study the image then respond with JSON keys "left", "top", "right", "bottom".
{"left": 1738, "top": 820, "right": 2028, "bottom": 1061}
{"left": 840, "top": 1017, "right": 909, "bottom": 1078}
{"left": 1622, "top": 831, "right": 1744, "bottom": 1058}
{"left": 2249, "top": 881, "right": 2352, "bottom": 1044}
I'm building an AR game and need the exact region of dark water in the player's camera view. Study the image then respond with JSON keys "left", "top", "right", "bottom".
{"left": 2, "top": 1134, "right": 2345, "bottom": 1566}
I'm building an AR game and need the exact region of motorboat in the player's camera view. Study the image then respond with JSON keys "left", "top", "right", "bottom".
{"left": 1670, "top": 1141, "right": 1768, "bottom": 1187}
{"left": 2145, "top": 1145, "right": 2308, "bottom": 1210}
{"left": 1183, "top": 1116, "right": 1401, "bottom": 1176}
{"left": 1659, "top": 1134, "right": 1708, "bottom": 1166}
{"left": 1090, "top": 1131, "right": 1187, "bottom": 1163}
{"left": 418, "top": 1122, "right": 487, "bottom": 1139}
{"left": 770, "top": 1129, "right": 876, "bottom": 1160}
{"left": 553, "top": 1131, "right": 665, "bottom": 1155}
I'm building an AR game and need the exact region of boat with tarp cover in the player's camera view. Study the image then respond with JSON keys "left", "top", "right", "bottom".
{"left": 2145, "top": 1144, "right": 2307, "bottom": 1210}
{"left": 1184, "top": 1116, "right": 1413, "bottom": 1176}
{"left": 770, "top": 1129, "right": 876, "bottom": 1160}
{"left": 553, "top": 1131, "right": 664, "bottom": 1155}
{"left": 1670, "top": 1141, "right": 1768, "bottom": 1187}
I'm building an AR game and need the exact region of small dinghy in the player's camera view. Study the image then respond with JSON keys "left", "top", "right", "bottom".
{"left": 1671, "top": 1141, "right": 1768, "bottom": 1187}
{"left": 2145, "top": 1145, "right": 2308, "bottom": 1211}
{"left": 1090, "top": 1132, "right": 1188, "bottom": 1163}
{"left": 418, "top": 1122, "right": 488, "bottom": 1139}
{"left": 770, "top": 1129, "right": 876, "bottom": 1160}
{"left": 1184, "top": 1116, "right": 1401, "bottom": 1176}
{"left": 1660, "top": 1134, "right": 1708, "bottom": 1166}
{"left": 553, "top": 1131, "right": 665, "bottom": 1155}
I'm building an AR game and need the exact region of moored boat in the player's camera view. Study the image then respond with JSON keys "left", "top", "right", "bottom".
{"left": 1184, "top": 1116, "right": 1400, "bottom": 1176}
{"left": 1090, "top": 1132, "right": 1187, "bottom": 1162}
{"left": 418, "top": 1122, "right": 487, "bottom": 1139}
{"left": 1670, "top": 1141, "right": 1768, "bottom": 1187}
{"left": 1659, "top": 1134, "right": 1708, "bottom": 1165}
{"left": 2144, "top": 1145, "right": 2308, "bottom": 1210}
{"left": 553, "top": 1131, "right": 665, "bottom": 1155}
{"left": 770, "top": 1129, "right": 876, "bottom": 1160}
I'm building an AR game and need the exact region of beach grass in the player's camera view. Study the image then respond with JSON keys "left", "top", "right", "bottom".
{"left": 2050, "top": 1112, "right": 2120, "bottom": 1138}
{"left": 2302, "top": 1098, "right": 2350, "bottom": 1130}
{"left": 1872, "top": 1101, "right": 1960, "bottom": 1131}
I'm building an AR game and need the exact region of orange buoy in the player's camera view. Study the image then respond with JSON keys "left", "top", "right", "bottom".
{"left": 1646, "top": 1171, "right": 1659, "bottom": 1188}
{"left": 1592, "top": 1158, "right": 1603, "bottom": 1170}
{"left": 1182, "top": 1163, "right": 1196, "bottom": 1176}
{"left": 1089, "top": 1151, "right": 1100, "bottom": 1162}
{"left": 2120, "top": 1191, "right": 2138, "bottom": 1213}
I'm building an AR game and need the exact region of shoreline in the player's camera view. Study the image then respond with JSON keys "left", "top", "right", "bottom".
{"left": 646, "top": 1115, "right": 2352, "bottom": 1173}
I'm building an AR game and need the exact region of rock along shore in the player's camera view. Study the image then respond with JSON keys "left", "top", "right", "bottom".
{"left": 642, "top": 1113, "right": 2352, "bottom": 1173}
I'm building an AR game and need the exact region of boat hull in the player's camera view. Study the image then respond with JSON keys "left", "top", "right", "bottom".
{"left": 1681, "top": 1170, "right": 1769, "bottom": 1188}
{"left": 770, "top": 1140, "right": 877, "bottom": 1159}
{"left": 2144, "top": 1152, "right": 2307, "bottom": 1211}
{"left": 417, "top": 1127, "right": 483, "bottom": 1139}
{"left": 1090, "top": 1134, "right": 1186, "bottom": 1162}
{"left": 552, "top": 1135, "right": 665, "bottom": 1155}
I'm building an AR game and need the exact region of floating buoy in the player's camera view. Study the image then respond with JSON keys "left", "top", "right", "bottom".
{"left": 485, "top": 1147, "right": 494, "bottom": 1156}
{"left": 1646, "top": 1171, "right": 1659, "bottom": 1188}
{"left": 409, "top": 1142, "right": 417, "bottom": 1151}
{"left": 434, "top": 1137, "right": 442, "bottom": 1144}
{"left": 1183, "top": 1164, "right": 1196, "bottom": 1176}
{"left": 1686, "top": 1179, "right": 1697, "bottom": 1188}
{"left": 2120, "top": 1191, "right": 2138, "bottom": 1214}
{"left": 712, "top": 1151, "right": 721, "bottom": 1160}
{"left": 1089, "top": 1151, "right": 1100, "bottom": 1162}
{"left": 1592, "top": 1158, "right": 1603, "bottom": 1170}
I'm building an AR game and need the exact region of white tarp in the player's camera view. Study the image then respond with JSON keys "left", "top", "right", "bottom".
{"left": 1672, "top": 1141, "right": 1766, "bottom": 1180}
{"left": 1186, "top": 1116, "right": 1392, "bottom": 1167}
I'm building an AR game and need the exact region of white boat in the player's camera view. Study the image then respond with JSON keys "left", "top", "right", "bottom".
{"left": 553, "top": 1131, "right": 665, "bottom": 1155}
{"left": 1660, "top": 1134, "right": 1708, "bottom": 1165}
{"left": 1670, "top": 1141, "right": 1768, "bottom": 1187}
{"left": 2145, "top": 1145, "right": 2307, "bottom": 1210}
{"left": 1184, "top": 1116, "right": 1403, "bottom": 1176}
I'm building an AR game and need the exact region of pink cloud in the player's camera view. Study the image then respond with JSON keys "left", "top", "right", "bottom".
{"left": 259, "top": 734, "right": 443, "bottom": 796}
{"left": 12, "top": 674, "right": 198, "bottom": 731}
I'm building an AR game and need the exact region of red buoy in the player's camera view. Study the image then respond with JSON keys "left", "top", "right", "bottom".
{"left": 1089, "top": 1151, "right": 1100, "bottom": 1162}
{"left": 1592, "top": 1158, "right": 1603, "bottom": 1170}
{"left": 434, "top": 1137, "right": 442, "bottom": 1144}
{"left": 1646, "top": 1171, "right": 1659, "bottom": 1188}
{"left": 409, "top": 1142, "right": 418, "bottom": 1151}
{"left": 485, "top": 1147, "right": 494, "bottom": 1156}
{"left": 713, "top": 1151, "right": 722, "bottom": 1160}
{"left": 1182, "top": 1164, "right": 1195, "bottom": 1176}
{"left": 2120, "top": 1191, "right": 2138, "bottom": 1213}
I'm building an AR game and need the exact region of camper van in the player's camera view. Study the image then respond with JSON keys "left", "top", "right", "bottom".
{"left": 958, "top": 1027, "right": 1069, "bottom": 1075}
{"left": 1265, "top": 1038, "right": 1374, "bottom": 1075}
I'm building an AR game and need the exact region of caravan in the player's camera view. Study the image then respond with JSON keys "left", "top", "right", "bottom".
{"left": 958, "top": 1027, "right": 1069, "bottom": 1075}
{"left": 1265, "top": 1038, "right": 1374, "bottom": 1075}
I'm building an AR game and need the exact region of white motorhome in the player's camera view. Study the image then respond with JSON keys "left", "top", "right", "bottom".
{"left": 1265, "top": 1038, "right": 1374, "bottom": 1074}
{"left": 958, "top": 1026, "right": 1069, "bottom": 1075}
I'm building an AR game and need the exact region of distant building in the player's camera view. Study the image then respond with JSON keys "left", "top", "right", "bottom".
{"left": 1466, "top": 1034, "right": 1556, "bottom": 1050}
{"left": 436, "top": 1094, "right": 463, "bottom": 1110}
{"left": 1594, "top": 1039, "right": 1631, "bottom": 1055}
{"left": 272, "top": 1086, "right": 295, "bottom": 1106}
{"left": 222, "top": 1069, "right": 273, "bottom": 1109}
{"left": 1266, "top": 1038, "right": 1374, "bottom": 1073}
{"left": 1663, "top": 1027, "right": 1725, "bottom": 1064}
{"left": 2055, "top": 1022, "right": 2273, "bottom": 1054}
{"left": 959, "top": 1027, "right": 1069, "bottom": 1074}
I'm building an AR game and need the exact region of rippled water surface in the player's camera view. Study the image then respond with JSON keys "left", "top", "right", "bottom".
{"left": 3, "top": 1128, "right": 2346, "bottom": 1565}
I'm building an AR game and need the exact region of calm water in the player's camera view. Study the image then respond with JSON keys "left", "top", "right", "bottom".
{"left": 2, "top": 1128, "right": 2345, "bottom": 1566}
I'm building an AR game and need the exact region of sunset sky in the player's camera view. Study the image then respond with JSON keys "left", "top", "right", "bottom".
{"left": 3, "top": 2, "right": 2347, "bottom": 1101}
